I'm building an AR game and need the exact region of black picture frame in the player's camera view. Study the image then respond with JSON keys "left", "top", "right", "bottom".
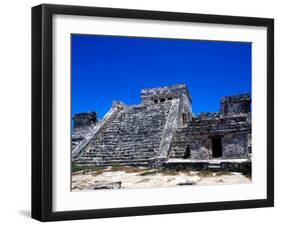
{"left": 32, "top": 3, "right": 274, "bottom": 222}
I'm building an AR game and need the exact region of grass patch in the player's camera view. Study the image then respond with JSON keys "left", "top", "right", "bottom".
{"left": 108, "top": 164, "right": 147, "bottom": 173}
{"left": 138, "top": 170, "right": 157, "bottom": 176}
{"left": 122, "top": 166, "right": 146, "bottom": 173}
{"left": 158, "top": 168, "right": 179, "bottom": 176}
{"left": 72, "top": 163, "right": 85, "bottom": 173}
{"left": 72, "top": 163, "right": 107, "bottom": 174}
{"left": 196, "top": 170, "right": 232, "bottom": 177}
{"left": 111, "top": 163, "right": 122, "bottom": 170}
{"left": 72, "top": 163, "right": 148, "bottom": 175}
{"left": 90, "top": 168, "right": 108, "bottom": 176}
{"left": 138, "top": 168, "right": 180, "bottom": 176}
{"left": 196, "top": 170, "right": 215, "bottom": 177}
{"left": 214, "top": 171, "right": 231, "bottom": 176}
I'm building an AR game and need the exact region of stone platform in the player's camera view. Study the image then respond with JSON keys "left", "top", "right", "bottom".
{"left": 163, "top": 158, "right": 251, "bottom": 173}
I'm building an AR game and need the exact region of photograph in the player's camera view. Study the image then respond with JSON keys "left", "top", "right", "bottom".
{"left": 71, "top": 34, "right": 252, "bottom": 191}
{"left": 31, "top": 3, "right": 274, "bottom": 221}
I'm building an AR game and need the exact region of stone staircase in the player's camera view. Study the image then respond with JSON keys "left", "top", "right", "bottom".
{"left": 207, "top": 162, "right": 221, "bottom": 171}
{"left": 74, "top": 102, "right": 172, "bottom": 166}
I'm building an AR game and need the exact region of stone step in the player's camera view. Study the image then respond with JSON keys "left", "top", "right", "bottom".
{"left": 84, "top": 151, "right": 156, "bottom": 156}
{"left": 84, "top": 152, "right": 157, "bottom": 157}
{"left": 207, "top": 163, "right": 221, "bottom": 171}
{"left": 73, "top": 101, "right": 172, "bottom": 166}
{"left": 77, "top": 155, "right": 153, "bottom": 160}
{"left": 87, "top": 145, "right": 160, "bottom": 150}
{"left": 74, "top": 158, "right": 151, "bottom": 166}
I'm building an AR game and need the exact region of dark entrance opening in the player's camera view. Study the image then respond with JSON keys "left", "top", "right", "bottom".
{"left": 183, "top": 145, "right": 190, "bottom": 159}
{"left": 211, "top": 137, "right": 222, "bottom": 158}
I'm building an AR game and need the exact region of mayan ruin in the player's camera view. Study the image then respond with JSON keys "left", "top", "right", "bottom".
{"left": 72, "top": 84, "right": 251, "bottom": 173}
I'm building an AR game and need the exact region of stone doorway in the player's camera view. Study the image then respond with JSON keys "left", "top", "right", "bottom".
{"left": 211, "top": 137, "right": 222, "bottom": 158}
{"left": 183, "top": 145, "right": 190, "bottom": 159}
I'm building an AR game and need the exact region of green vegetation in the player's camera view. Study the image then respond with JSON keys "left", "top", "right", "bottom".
{"left": 110, "top": 163, "right": 123, "bottom": 171}
{"left": 138, "top": 168, "right": 179, "bottom": 176}
{"left": 215, "top": 171, "right": 231, "bottom": 176}
{"left": 196, "top": 170, "right": 232, "bottom": 177}
{"left": 71, "top": 163, "right": 106, "bottom": 174}
{"left": 72, "top": 163, "right": 147, "bottom": 175}
{"left": 158, "top": 168, "right": 179, "bottom": 176}
{"left": 72, "top": 163, "right": 85, "bottom": 173}
{"left": 109, "top": 164, "right": 146, "bottom": 173}
{"left": 138, "top": 170, "right": 156, "bottom": 176}
{"left": 72, "top": 164, "right": 246, "bottom": 180}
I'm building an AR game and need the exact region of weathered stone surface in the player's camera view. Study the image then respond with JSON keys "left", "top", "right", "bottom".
{"left": 177, "top": 179, "right": 195, "bottom": 185}
{"left": 170, "top": 107, "right": 251, "bottom": 160}
{"left": 73, "top": 112, "right": 98, "bottom": 129}
{"left": 220, "top": 93, "right": 251, "bottom": 116}
{"left": 163, "top": 159, "right": 251, "bottom": 173}
{"left": 89, "top": 180, "right": 121, "bottom": 189}
{"left": 141, "top": 84, "right": 191, "bottom": 108}
{"left": 158, "top": 99, "right": 181, "bottom": 159}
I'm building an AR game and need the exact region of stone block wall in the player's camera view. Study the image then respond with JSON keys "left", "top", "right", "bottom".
{"left": 73, "top": 112, "right": 98, "bottom": 129}
{"left": 220, "top": 93, "right": 251, "bottom": 116}
{"left": 170, "top": 114, "right": 251, "bottom": 160}
{"left": 222, "top": 133, "right": 248, "bottom": 158}
{"left": 141, "top": 84, "right": 192, "bottom": 111}
{"left": 72, "top": 112, "right": 98, "bottom": 150}
{"left": 72, "top": 126, "right": 92, "bottom": 151}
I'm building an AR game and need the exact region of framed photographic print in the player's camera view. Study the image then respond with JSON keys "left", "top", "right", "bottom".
{"left": 32, "top": 4, "right": 274, "bottom": 222}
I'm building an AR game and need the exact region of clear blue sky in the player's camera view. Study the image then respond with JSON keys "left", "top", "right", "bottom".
{"left": 72, "top": 34, "right": 251, "bottom": 119}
